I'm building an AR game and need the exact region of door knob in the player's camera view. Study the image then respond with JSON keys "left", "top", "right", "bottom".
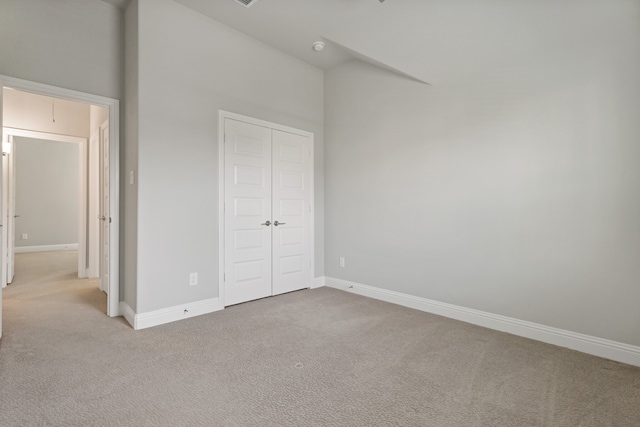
{"left": 274, "top": 221, "right": 286, "bottom": 226}
{"left": 261, "top": 220, "right": 271, "bottom": 226}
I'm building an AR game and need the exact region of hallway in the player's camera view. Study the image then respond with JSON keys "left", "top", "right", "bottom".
{"left": 2, "top": 251, "right": 106, "bottom": 332}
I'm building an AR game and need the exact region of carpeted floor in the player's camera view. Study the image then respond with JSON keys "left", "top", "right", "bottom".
{"left": 0, "top": 251, "right": 639, "bottom": 426}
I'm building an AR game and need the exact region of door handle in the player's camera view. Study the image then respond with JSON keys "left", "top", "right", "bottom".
{"left": 14, "top": 215, "right": 20, "bottom": 218}
{"left": 98, "top": 215, "right": 106, "bottom": 221}
{"left": 274, "top": 221, "right": 286, "bottom": 226}
{"left": 261, "top": 220, "right": 271, "bottom": 226}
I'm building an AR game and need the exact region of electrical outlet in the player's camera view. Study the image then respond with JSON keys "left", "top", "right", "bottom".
{"left": 339, "top": 257, "right": 345, "bottom": 268}
{"left": 21, "top": 233, "right": 28, "bottom": 240}
{"left": 189, "top": 272, "right": 198, "bottom": 286}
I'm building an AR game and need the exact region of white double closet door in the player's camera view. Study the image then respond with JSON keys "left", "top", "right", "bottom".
{"left": 224, "top": 118, "right": 313, "bottom": 306}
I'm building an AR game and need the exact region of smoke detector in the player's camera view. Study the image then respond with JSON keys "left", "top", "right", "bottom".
{"left": 233, "top": 0, "right": 260, "bottom": 7}
{"left": 312, "top": 41, "right": 325, "bottom": 52}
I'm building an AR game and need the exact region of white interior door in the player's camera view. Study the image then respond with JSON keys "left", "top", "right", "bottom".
{"left": 223, "top": 115, "right": 313, "bottom": 307}
{"left": 224, "top": 119, "right": 273, "bottom": 306}
{"left": 87, "top": 128, "right": 100, "bottom": 278}
{"left": 7, "top": 139, "right": 15, "bottom": 284}
{"left": 98, "top": 121, "right": 109, "bottom": 294}
{"left": 0, "top": 85, "right": 4, "bottom": 339}
{"left": 1, "top": 153, "right": 7, "bottom": 289}
{"left": 272, "top": 130, "right": 312, "bottom": 295}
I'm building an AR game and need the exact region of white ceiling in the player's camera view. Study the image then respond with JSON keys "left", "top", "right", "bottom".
{"left": 103, "top": 0, "right": 637, "bottom": 86}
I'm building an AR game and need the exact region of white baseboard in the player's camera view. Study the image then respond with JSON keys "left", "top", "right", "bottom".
{"left": 120, "top": 302, "right": 136, "bottom": 328}
{"left": 325, "top": 277, "right": 640, "bottom": 367}
{"left": 15, "top": 243, "right": 79, "bottom": 253}
{"left": 311, "top": 276, "right": 325, "bottom": 289}
{"left": 123, "top": 298, "right": 223, "bottom": 330}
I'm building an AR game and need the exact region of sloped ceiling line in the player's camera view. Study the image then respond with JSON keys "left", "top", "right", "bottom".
{"left": 323, "top": 38, "right": 430, "bottom": 85}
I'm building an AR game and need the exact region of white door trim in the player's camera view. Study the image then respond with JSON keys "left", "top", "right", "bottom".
{"left": 1, "top": 75, "right": 121, "bottom": 317}
{"left": 218, "top": 110, "right": 315, "bottom": 307}
{"left": 3, "top": 128, "right": 88, "bottom": 278}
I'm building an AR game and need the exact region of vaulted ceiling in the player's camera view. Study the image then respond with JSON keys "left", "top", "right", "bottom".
{"left": 103, "top": 0, "right": 639, "bottom": 85}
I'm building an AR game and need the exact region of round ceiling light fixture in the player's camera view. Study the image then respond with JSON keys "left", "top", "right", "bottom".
{"left": 312, "top": 41, "right": 325, "bottom": 52}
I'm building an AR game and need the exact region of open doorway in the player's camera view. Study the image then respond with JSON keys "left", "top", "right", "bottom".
{"left": 0, "top": 76, "right": 120, "bottom": 329}
{"left": 4, "top": 128, "right": 90, "bottom": 280}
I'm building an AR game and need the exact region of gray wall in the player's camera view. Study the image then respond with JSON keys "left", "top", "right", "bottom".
{"left": 14, "top": 137, "right": 79, "bottom": 248}
{"left": 325, "top": 32, "right": 640, "bottom": 347}
{"left": 0, "top": 0, "right": 122, "bottom": 100}
{"left": 132, "top": 0, "right": 324, "bottom": 313}
{"left": 123, "top": 0, "right": 139, "bottom": 311}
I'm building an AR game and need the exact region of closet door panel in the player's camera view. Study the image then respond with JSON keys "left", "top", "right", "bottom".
{"left": 271, "top": 130, "right": 312, "bottom": 295}
{"left": 224, "top": 119, "right": 273, "bottom": 306}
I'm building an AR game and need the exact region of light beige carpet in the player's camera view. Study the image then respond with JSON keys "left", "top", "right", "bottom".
{"left": 0, "top": 251, "right": 639, "bottom": 426}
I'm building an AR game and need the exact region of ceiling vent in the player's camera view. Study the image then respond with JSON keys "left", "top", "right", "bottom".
{"left": 233, "top": 0, "right": 259, "bottom": 7}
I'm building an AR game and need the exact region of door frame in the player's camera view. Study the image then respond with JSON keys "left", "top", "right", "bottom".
{"left": 0, "top": 75, "right": 120, "bottom": 317}
{"left": 217, "top": 110, "right": 315, "bottom": 307}
{"left": 3, "top": 128, "right": 88, "bottom": 278}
